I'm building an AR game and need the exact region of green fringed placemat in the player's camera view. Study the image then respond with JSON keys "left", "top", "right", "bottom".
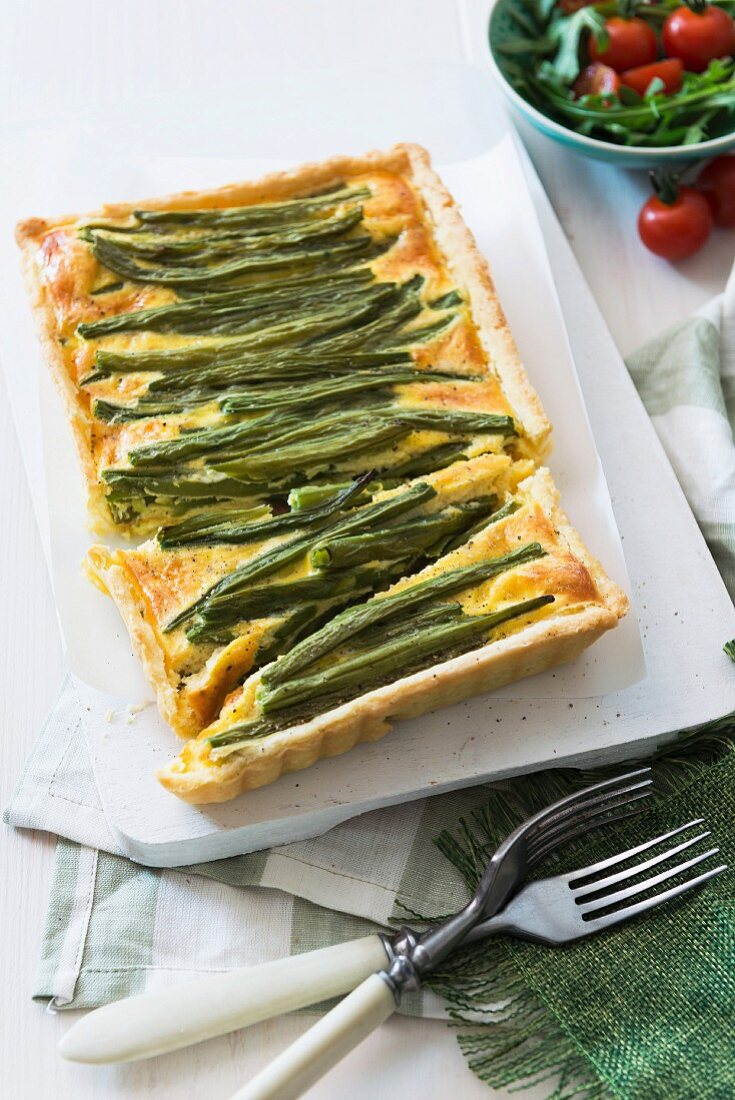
{"left": 431, "top": 716, "right": 735, "bottom": 1100}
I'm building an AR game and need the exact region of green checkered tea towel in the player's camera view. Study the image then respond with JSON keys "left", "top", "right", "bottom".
{"left": 5, "top": 265, "right": 735, "bottom": 1097}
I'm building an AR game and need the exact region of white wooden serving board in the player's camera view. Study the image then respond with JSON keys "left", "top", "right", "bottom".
{"left": 1, "top": 64, "right": 733, "bottom": 865}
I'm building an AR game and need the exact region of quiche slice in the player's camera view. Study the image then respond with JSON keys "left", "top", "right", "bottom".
{"left": 16, "top": 143, "right": 550, "bottom": 538}
{"left": 159, "top": 469, "right": 627, "bottom": 804}
{"left": 87, "top": 453, "right": 530, "bottom": 735}
{"left": 17, "top": 143, "right": 627, "bottom": 804}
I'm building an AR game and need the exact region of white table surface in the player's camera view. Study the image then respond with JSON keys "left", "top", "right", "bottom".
{"left": 1, "top": 2, "right": 732, "bottom": 1098}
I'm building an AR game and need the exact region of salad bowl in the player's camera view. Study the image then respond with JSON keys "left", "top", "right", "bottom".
{"left": 487, "top": 0, "right": 735, "bottom": 167}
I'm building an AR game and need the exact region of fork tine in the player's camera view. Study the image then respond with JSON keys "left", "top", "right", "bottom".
{"left": 572, "top": 830, "right": 711, "bottom": 899}
{"left": 587, "top": 864, "right": 727, "bottom": 931}
{"left": 519, "top": 774, "right": 651, "bottom": 840}
{"left": 578, "top": 847, "right": 721, "bottom": 915}
{"left": 567, "top": 819, "right": 705, "bottom": 883}
{"left": 528, "top": 787, "right": 653, "bottom": 862}
{"left": 529, "top": 799, "right": 651, "bottom": 866}
{"left": 525, "top": 769, "right": 652, "bottom": 844}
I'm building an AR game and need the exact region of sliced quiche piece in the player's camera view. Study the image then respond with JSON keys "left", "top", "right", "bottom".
{"left": 158, "top": 469, "right": 627, "bottom": 804}
{"left": 17, "top": 144, "right": 549, "bottom": 537}
{"left": 87, "top": 453, "right": 529, "bottom": 735}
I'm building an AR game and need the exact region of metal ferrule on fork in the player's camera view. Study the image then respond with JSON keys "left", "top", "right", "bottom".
{"left": 377, "top": 929, "right": 421, "bottom": 1002}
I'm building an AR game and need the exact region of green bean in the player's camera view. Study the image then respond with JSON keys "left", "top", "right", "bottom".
{"left": 128, "top": 411, "right": 308, "bottom": 468}
{"left": 214, "top": 408, "right": 513, "bottom": 484}
{"left": 380, "top": 442, "right": 469, "bottom": 480}
{"left": 101, "top": 467, "right": 269, "bottom": 502}
{"left": 310, "top": 509, "right": 478, "bottom": 570}
{"left": 78, "top": 269, "right": 378, "bottom": 338}
{"left": 349, "top": 602, "right": 464, "bottom": 649}
{"left": 167, "top": 482, "right": 436, "bottom": 634}
{"left": 144, "top": 351, "right": 414, "bottom": 395}
{"left": 94, "top": 365, "right": 450, "bottom": 425}
{"left": 428, "top": 290, "right": 464, "bottom": 310}
{"left": 132, "top": 186, "right": 370, "bottom": 227}
{"left": 385, "top": 410, "right": 516, "bottom": 437}
{"left": 287, "top": 482, "right": 375, "bottom": 512}
{"left": 84, "top": 203, "right": 364, "bottom": 261}
{"left": 258, "top": 594, "right": 555, "bottom": 716}
{"left": 261, "top": 543, "right": 546, "bottom": 687}
{"left": 89, "top": 342, "right": 410, "bottom": 383}
{"left": 93, "top": 394, "right": 218, "bottom": 423}
{"left": 439, "top": 499, "right": 521, "bottom": 555}
{"left": 90, "top": 232, "right": 382, "bottom": 288}
{"left": 219, "top": 419, "right": 411, "bottom": 481}
{"left": 220, "top": 369, "right": 467, "bottom": 415}
{"left": 158, "top": 473, "right": 373, "bottom": 549}
{"left": 185, "top": 572, "right": 365, "bottom": 640}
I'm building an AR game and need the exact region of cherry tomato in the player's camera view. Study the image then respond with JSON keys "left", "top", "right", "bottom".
{"left": 662, "top": 3, "right": 735, "bottom": 73}
{"left": 589, "top": 17, "right": 658, "bottom": 72}
{"left": 573, "top": 62, "right": 621, "bottom": 98}
{"left": 697, "top": 155, "right": 735, "bottom": 226}
{"left": 621, "top": 58, "right": 684, "bottom": 94}
{"left": 638, "top": 185, "right": 713, "bottom": 260}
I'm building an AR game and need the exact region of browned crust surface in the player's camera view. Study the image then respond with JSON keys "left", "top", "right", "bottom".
{"left": 399, "top": 144, "right": 551, "bottom": 455}
{"left": 86, "top": 548, "right": 195, "bottom": 734}
{"left": 16, "top": 238, "right": 110, "bottom": 533}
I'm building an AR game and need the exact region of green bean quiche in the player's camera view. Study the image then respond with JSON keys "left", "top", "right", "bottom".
{"left": 17, "top": 143, "right": 627, "bottom": 803}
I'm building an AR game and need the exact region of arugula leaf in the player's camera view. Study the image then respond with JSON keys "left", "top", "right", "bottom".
{"left": 527, "top": 56, "right": 735, "bottom": 147}
{"left": 548, "top": 8, "right": 608, "bottom": 83}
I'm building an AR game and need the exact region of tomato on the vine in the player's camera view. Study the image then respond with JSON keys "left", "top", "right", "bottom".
{"left": 662, "top": 3, "right": 735, "bottom": 73}
{"left": 638, "top": 176, "right": 713, "bottom": 260}
{"left": 697, "top": 155, "right": 735, "bottom": 226}
{"left": 621, "top": 58, "right": 684, "bottom": 95}
{"left": 573, "top": 62, "right": 622, "bottom": 97}
{"left": 589, "top": 17, "right": 658, "bottom": 71}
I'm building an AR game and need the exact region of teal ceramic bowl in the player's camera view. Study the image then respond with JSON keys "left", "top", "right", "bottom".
{"left": 487, "top": 0, "right": 735, "bottom": 168}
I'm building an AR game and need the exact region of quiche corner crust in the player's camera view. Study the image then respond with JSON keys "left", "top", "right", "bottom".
{"left": 86, "top": 545, "right": 197, "bottom": 735}
{"left": 16, "top": 223, "right": 111, "bottom": 534}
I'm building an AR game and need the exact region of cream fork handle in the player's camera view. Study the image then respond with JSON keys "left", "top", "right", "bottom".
{"left": 58, "top": 934, "right": 388, "bottom": 1065}
{"left": 230, "top": 973, "right": 396, "bottom": 1100}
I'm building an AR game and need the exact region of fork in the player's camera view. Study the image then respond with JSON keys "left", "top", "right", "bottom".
{"left": 59, "top": 768, "right": 652, "bottom": 1066}
{"left": 232, "top": 818, "right": 725, "bottom": 1100}
{"left": 464, "top": 816, "right": 725, "bottom": 946}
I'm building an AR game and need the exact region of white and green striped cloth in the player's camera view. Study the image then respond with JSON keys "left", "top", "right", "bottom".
{"left": 13, "top": 677, "right": 481, "bottom": 1015}
{"left": 5, "top": 266, "right": 735, "bottom": 1012}
{"left": 626, "top": 275, "right": 735, "bottom": 597}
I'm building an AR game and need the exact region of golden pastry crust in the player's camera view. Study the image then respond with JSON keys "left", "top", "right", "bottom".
{"left": 159, "top": 469, "right": 627, "bottom": 803}
{"left": 87, "top": 547, "right": 198, "bottom": 733}
{"left": 17, "top": 235, "right": 111, "bottom": 532}
{"left": 400, "top": 144, "right": 551, "bottom": 456}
